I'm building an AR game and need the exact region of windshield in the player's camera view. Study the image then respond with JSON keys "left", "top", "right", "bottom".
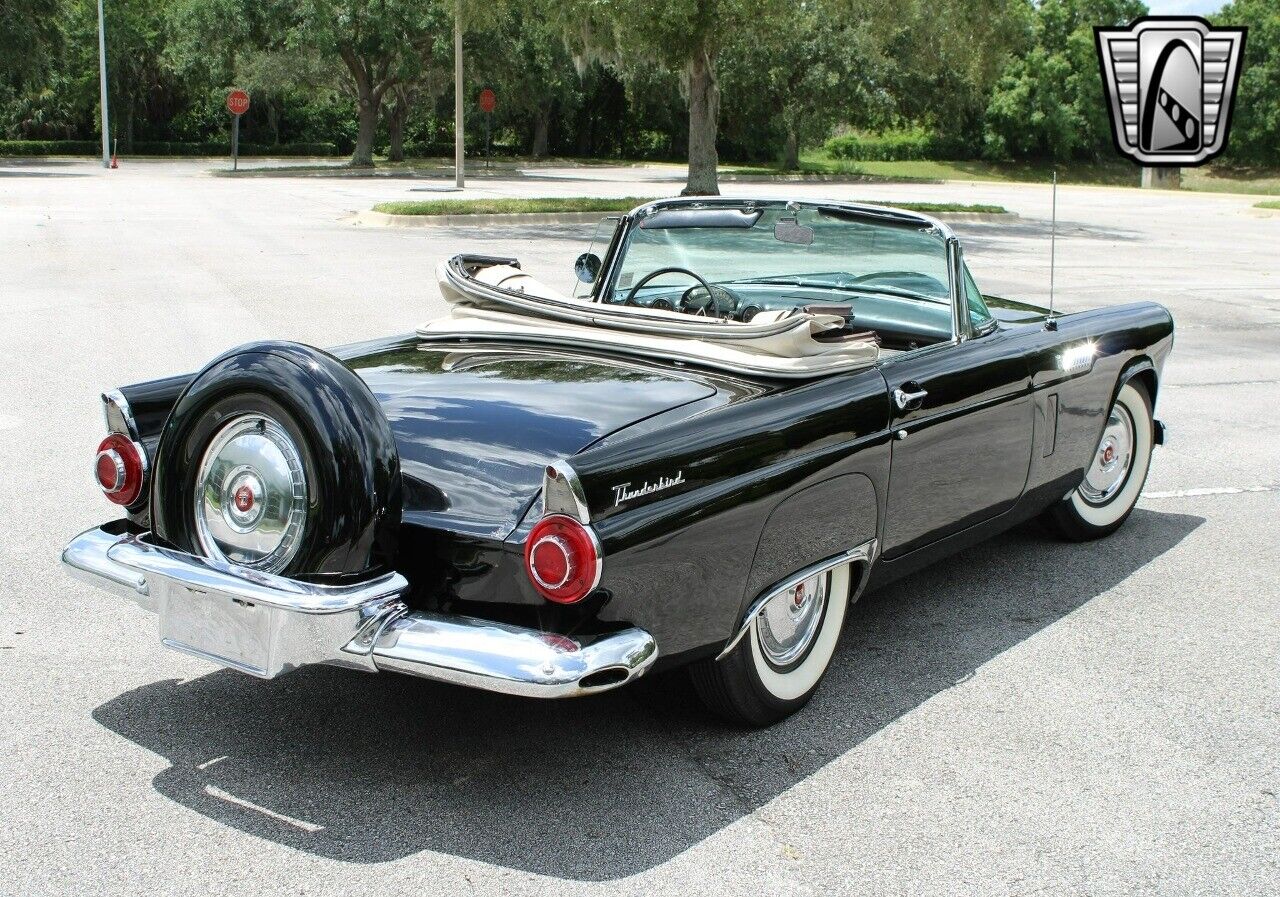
{"left": 607, "top": 206, "right": 951, "bottom": 306}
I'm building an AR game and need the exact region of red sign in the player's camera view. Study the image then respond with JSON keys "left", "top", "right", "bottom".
{"left": 478, "top": 88, "right": 496, "bottom": 113}
{"left": 226, "top": 89, "right": 250, "bottom": 116}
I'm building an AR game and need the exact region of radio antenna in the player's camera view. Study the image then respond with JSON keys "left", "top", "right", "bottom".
{"left": 1046, "top": 170, "right": 1058, "bottom": 330}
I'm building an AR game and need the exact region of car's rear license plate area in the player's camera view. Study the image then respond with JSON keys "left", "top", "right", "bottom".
{"left": 159, "top": 586, "right": 275, "bottom": 677}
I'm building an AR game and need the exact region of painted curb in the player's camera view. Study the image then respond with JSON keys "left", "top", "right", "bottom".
{"left": 355, "top": 208, "right": 1017, "bottom": 228}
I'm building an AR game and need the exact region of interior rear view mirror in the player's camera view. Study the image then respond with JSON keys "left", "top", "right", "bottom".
{"left": 774, "top": 215, "right": 814, "bottom": 245}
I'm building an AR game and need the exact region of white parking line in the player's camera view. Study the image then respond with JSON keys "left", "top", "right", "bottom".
{"left": 203, "top": 785, "right": 324, "bottom": 833}
{"left": 1142, "top": 485, "right": 1280, "bottom": 499}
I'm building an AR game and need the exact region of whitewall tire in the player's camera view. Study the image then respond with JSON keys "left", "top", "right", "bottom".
{"left": 690, "top": 563, "right": 852, "bottom": 726}
{"left": 1044, "top": 380, "right": 1154, "bottom": 541}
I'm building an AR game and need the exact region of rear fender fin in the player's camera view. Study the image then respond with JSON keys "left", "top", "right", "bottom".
{"left": 543, "top": 461, "right": 591, "bottom": 524}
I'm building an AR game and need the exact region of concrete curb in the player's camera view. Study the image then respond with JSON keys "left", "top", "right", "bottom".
{"left": 355, "top": 208, "right": 1018, "bottom": 228}
{"left": 354, "top": 209, "right": 619, "bottom": 228}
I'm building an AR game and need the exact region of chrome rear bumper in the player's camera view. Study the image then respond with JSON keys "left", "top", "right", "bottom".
{"left": 61, "top": 525, "right": 657, "bottom": 698}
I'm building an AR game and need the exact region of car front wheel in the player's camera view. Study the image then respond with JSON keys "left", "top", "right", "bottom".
{"left": 1043, "top": 380, "right": 1154, "bottom": 541}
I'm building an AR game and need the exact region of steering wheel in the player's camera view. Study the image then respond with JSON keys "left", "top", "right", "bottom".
{"left": 680, "top": 283, "right": 741, "bottom": 318}
{"left": 623, "top": 266, "right": 717, "bottom": 307}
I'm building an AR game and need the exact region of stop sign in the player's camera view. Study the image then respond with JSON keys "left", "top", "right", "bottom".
{"left": 479, "top": 89, "right": 496, "bottom": 113}
{"left": 226, "top": 89, "right": 250, "bottom": 116}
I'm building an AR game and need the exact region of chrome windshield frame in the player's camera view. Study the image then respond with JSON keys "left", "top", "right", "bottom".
{"left": 593, "top": 197, "right": 961, "bottom": 313}
{"left": 946, "top": 235, "right": 970, "bottom": 343}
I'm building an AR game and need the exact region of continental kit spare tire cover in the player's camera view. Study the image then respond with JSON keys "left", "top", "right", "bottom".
{"left": 150, "top": 341, "right": 402, "bottom": 579}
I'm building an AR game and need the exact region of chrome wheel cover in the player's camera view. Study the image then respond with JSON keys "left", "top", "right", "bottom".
{"left": 756, "top": 571, "right": 829, "bottom": 669}
{"left": 1080, "top": 402, "right": 1136, "bottom": 505}
{"left": 194, "top": 414, "right": 307, "bottom": 572}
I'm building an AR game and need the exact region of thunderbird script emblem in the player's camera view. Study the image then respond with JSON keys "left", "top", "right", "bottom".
{"left": 611, "top": 471, "right": 684, "bottom": 507}
{"left": 1095, "top": 17, "right": 1247, "bottom": 166}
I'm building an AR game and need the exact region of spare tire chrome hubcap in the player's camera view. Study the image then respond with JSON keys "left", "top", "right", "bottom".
{"left": 194, "top": 414, "right": 307, "bottom": 572}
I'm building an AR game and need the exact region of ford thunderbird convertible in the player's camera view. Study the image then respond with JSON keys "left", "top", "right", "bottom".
{"left": 63, "top": 198, "right": 1172, "bottom": 726}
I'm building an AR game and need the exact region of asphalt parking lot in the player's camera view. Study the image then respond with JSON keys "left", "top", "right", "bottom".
{"left": 2, "top": 159, "right": 1277, "bottom": 896}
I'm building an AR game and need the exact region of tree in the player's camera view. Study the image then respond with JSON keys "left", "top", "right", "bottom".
{"left": 293, "top": 0, "right": 450, "bottom": 165}
{"left": 1216, "top": 0, "right": 1280, "bottom": 166}
{"left": 983, "top": 0, "right": 1146, "bottom": 161}
{"left": 470, "top": 7, "right": 579, "bottom": 157}
{"left": 860, "top": 0, "right": 1034, "bottom": 154}
{"left": 719, "top": 1, "right": 894, "bottom": 169}
{"left": 173, "top": 0, "right": 452, "bottom": 165}
{"left": 232, "top": 48, "right": 336, "bottom": 146}
{"left": 546, "top": 0, "right": 786, "bottom": 195}
{"left": 0, "top": 0, "right": 63, "bottom": 89}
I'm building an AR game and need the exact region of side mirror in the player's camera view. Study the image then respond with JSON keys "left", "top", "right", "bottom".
{"left": 574, "top": 252, "right": 602, "bottom": 284}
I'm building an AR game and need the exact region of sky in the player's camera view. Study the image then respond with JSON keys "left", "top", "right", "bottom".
{"left": 1144, "top": 0, "right": 1225, "bottom": 14}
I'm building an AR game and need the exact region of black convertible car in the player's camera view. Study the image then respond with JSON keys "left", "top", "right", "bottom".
{"left": 64, "top": 197, "right": 1172, "bottom": 726}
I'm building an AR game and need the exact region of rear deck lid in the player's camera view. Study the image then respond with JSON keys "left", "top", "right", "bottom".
{"left": 342, "top": 337, "right": 717, "bottom": 539}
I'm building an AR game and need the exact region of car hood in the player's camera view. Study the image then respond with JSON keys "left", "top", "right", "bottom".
{"left": 341, "top": 336, "right": 718, "bottom": 540}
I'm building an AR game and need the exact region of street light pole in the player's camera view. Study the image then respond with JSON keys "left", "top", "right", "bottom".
{"left": 454, "top": 0, "right": 464, "bottom": 189}
{"left": 96, "top": 0, "right": 110, "bottom": 168}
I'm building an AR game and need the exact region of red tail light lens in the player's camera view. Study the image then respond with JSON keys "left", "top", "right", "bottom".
{"left": 524, "top": 514, "right": 602, "bottom": 604}
{"left": 95, "top": 433, "right": 145, "bottom": 506}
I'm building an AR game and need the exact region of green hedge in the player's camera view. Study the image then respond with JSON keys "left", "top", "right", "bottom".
{"left": 823, "top": 130, "right": 975, "bottom": 162}
{"left": 0, "top": 140, "right": 100, "bottom": 156}
{"left": 0, "top": 139, "right": 340, "bottom": 157}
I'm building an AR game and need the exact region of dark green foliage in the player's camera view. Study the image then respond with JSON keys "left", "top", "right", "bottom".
{"left": 0, "top": 139, "right": 101, "bottom": 156}
{"left": 0, "top": 139, "right": 339, "bottom": 156}
{"left": 1216, "top": 0, "right": 1280, "bottom": 165}
{"left": 982, "top": 0, "right": 1147, "bottom": 161}
{"left": 824, "top": 130, "right": 978, "bottom": 162}
{"left": 1, "top": 0, "right": 1274, "bottom": 170}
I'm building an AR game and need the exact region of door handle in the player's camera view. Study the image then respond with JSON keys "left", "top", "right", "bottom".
{"left": 893, "top": 386, "right": 928, "bottom": 410}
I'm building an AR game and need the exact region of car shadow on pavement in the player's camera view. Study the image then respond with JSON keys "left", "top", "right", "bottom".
{"left": 93, "top": 507, "right": 1201, "bottom": 881}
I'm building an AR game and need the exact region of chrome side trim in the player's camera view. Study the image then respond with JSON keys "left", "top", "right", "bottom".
{"left": 543, "top": 460, "right": 591, "bottom": 523}
{"left": 717, "top": 538, "right": 878, "bottom": 661}
{"left": 61, "top": 525, "right": 656, "bottom": 696}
